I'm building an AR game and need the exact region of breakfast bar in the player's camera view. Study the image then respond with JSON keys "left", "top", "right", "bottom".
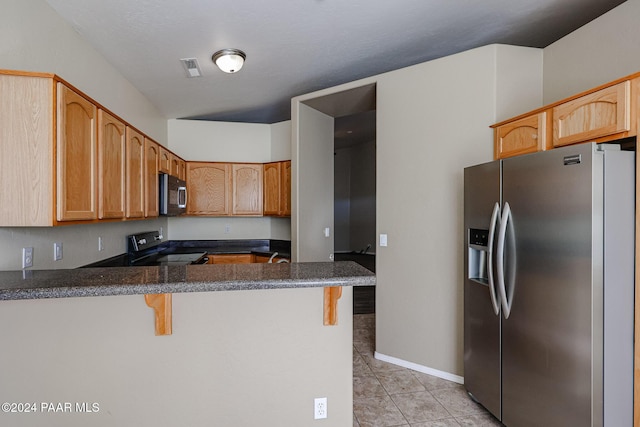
{"left": 0, "top": 261, "right": 374, "bottom": 427}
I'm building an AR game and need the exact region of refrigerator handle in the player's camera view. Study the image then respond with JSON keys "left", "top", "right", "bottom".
{"left": 496, "top": 202, "right": 513, "bottom": 319}
{"left": 487, "top": 202, "right": 501, "bottom": 315}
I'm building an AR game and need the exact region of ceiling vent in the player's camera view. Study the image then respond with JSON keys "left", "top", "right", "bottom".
{"left": 180, "top": 58, "right": 202, "bottom": 78}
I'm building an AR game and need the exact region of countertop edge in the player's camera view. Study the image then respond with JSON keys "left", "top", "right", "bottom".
{"left": 0, "top": 262, "right": 376, "bottom": 301}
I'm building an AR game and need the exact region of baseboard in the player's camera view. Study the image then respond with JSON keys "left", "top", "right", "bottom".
{"left": 374, "top": 351, "right": 464, "bottom": 384}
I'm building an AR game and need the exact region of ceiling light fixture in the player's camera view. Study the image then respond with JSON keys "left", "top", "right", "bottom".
{"left": 212, "top": 49, "right": 246, "bottom": 74}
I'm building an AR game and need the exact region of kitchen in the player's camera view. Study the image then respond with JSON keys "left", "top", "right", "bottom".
{"left": 1, "top": 0, "right": 640, "bottom": 426}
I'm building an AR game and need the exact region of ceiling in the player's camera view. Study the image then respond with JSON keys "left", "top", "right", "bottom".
{"left": 45, "top": 0, "right": 625, "bottom": 125}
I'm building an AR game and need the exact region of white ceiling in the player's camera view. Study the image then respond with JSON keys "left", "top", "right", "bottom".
{"left": 45, "top": 0, "right": 625, "bottom": 124}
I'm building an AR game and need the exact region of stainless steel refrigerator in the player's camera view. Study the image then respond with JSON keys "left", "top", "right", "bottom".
{"left": 463, "top": 142, "right": 634, "bottom": 427}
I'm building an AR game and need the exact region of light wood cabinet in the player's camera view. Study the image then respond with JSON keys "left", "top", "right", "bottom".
{"left": 254, "top": 254, "right": 289, "bottom": 263}
{"left": 553, "top": 81, "right": 631, "bottom": 147}
{"left": 159, "top": 146, "right": 171, "bottom": 174}
{"left": 178, "top": 158, "right": 187, "bottom": 181}
{"left": 0, "top": 73, "right": 54, "bottom": 226}
{"left": 263, "top": 162, "right": 281, "bottom": 216}
{"left": 232, "top": 164, "right": 263, "bottom": 216}
{"left": 186, "top": 162, "right": 231, "bottom": 215}
{"left": 209, "top": 254, "right": 254, "bottom": 264}
{"left": 97, "top": 110, "right": 126, "bottom": 219}
{"left": 144, "top": 138, "right": 160, "bottom": 217}
{"left": 494, "top": 112, "right": 551, "bottom": 159}
{"left": 263, "top": 161, "right": 291, "bottom": 216}
{"left": 126, "top": 127, "right": 145, "bottom": 218}
{"left": 281, "top": 160, "right": 291, "bottom": 216}
{"left": 171, "top": 155, "right": 181, "bottom": 178}
{"left": 56, "top": 83, "right": 98, "bottom": 221}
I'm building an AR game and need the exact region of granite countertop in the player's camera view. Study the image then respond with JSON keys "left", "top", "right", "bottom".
{"left": 0, "top": 261, "right": 375, "bottom": 301}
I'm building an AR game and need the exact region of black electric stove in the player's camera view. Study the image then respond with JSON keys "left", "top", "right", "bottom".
{"left": 81, "top": 231, "right": 208, "bottom": 268}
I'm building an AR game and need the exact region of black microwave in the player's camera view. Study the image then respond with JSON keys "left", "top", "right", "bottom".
{"left": 159, "top": 173, "right": 186, "bottom": 216}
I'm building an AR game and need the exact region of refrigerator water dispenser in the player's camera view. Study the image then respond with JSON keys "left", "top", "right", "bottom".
{"left": 468, "top": 228, "right": 489, "bottom": 285}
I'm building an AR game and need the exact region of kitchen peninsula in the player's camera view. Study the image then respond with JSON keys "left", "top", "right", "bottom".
{"left": 0, "top": 262, "right": 373, "bottom": 427}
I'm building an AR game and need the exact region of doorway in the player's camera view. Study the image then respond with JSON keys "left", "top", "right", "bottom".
{"left": 334, "top": 110, "right": 376, "bottom": 314}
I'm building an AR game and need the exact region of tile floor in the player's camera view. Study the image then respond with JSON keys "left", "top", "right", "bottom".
{"left": 353, "top": 314, "right": 503, "bottom": 427}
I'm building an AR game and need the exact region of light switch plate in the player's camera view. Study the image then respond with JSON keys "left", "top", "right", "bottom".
{"left": 380, "top": 234, "right": 388, "bottom": 247}
{"left": 54, "top": 242, "right": 63, "bottom": 261}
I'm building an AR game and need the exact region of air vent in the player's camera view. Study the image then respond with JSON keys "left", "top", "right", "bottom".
{"left": 180, "top": 58, "right": 202, "bottom": 78}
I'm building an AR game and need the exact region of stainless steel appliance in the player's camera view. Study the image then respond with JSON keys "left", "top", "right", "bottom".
{"left": 463, "top": 143, "right": 634, "bottom": 427}
{"left": 159, "top": 173, "right": 186, "bottom": 216}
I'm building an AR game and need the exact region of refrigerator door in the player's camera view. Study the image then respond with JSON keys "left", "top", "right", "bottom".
{"left": 463, "top": 160, "right": 501, "bottom": 419}
{"left": 501, "top": 143, "right": 598, "bottom": 427}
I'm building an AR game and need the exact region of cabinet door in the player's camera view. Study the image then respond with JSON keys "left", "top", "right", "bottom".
{"left": 210, "top": 254, "right": 254, "bottom": 264}
{"left": 159, "top": 146, "right": 171, "bottom": 174}
{"left": 171, "top": 154, "right": 181, "bottom": 178}
{"left": 280, "top": 160, "right": 291, "bottom": 216}
{"left": 494, "top": 112, "right": 549, "bottom": 159}
{"left": 144, "top": 138, "right": 160, "bottom": 217}
{"left": 178, "top": 159, "right": 187, "bottom": 181}
{"left": 97, "top": 110, "right": 126, "bottom": 219}
{"left": 553, "top": 81, "right": 630, "bottom": 147}
{"left": 126, "top": 127, "right": 145, "bottom": 218}
{"left": 263, "top": 162, "right": 281, "bottom": 216}
{"left": 187, "top": 162, "right": 230, "bottom": 215}
{"left": 56, "top": 83, "right": 97, "bottom": 221}
{"left": 0, "top": 74, "right": 54, "bottom": 226}
{"left": 232, "top": 164, "right": 263, "bottom": 216}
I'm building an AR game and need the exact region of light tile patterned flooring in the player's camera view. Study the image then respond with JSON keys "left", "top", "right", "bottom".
{"left": 353, "top": 314, "right": 503, "bottom": 427}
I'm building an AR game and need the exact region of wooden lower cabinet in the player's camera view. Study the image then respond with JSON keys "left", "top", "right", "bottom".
{"left": 254, "top": 254, "right": 288, "bottom": 263}
{"left": 208, "top": 254, "right": 254, "bottom": 264}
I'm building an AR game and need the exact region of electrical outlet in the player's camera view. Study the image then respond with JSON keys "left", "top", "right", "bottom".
{"left": 22, "top": 247, "right": 33, "bottom": 269}
{"left": 314, "top": 397, "right": 327, "bottom": 420}
{"left": 98, "top": 236, "right": 104, "bottom": 251}
{"left": 224, "top": 224, "right": 231, "bottom": 234}
{"left": 54, "top": 242, "right": 63, "bottom": 261}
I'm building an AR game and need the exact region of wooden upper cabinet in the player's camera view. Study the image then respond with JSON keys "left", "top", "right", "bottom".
{"left": 0, "top": 74, "right": 54, "bottom": 226}
{"left": 232, "top": 164, "right": 263, "bottom": 216}
{"left": 171, "top": 154, "right": 181, "bottom": 178}
{"left": 178, "top": 158, "right": 187, "bottom": 181}
{"left": 126, "top": 127, "right": 145, "bottom": 218}
{"left": 263, "top": 162, "right": 281, "bottom": 216}
{"left": 187, "top": 162, "right": 231, "bottom": 215}
{"left": 144, "top": 138, "right": 160, "bottom": 217}
{"left": 97, "top": 110, "right": 126, "bottom": 219}
{"left": 553, "top": 81, "right": 630, "bottom": 147}
{"left": 280, "top": 160, "right": 291, "bottom": 216}
{"left": 159, "top": 146, "right": 171, "bottom": 174}
{"left": 494, "top": 112, "right": 551, "bottom": 159}
{"left": 56, "top": 83, "right": 98, "bottom": 221}
{"left": 263, "top": 160, "right": 291, "bottom": 217}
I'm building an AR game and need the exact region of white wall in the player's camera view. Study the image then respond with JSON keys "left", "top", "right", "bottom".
{"left": 167, "top": 119, "right": 292, "bottom": 241}
{"left": 0, "top": 287, "right": 354, "bottom": 427}
{"left": 543, "top": 0, "right": 640, "bottom": 104}
{"left": 0, "top": 0, "right": 169, "bottom": 271}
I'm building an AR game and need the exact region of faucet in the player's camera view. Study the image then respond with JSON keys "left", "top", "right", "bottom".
{"left": 360, "top": 244, "right": 371, "bottom": 254}
{"left": 268, "top": 252, "right": 278, "bottom": 263}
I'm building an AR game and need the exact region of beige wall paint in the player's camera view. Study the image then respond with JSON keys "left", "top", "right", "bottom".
{"left": 166, "top": 119, "right": 292, "bottom": 241}
{"left": 0, "top": 0, "right": 169, "bottom": 271}
{"left": 1, "top": 0, "right": 167, "bottom": 144}
{"left": 0, "top": 287, "right": 354, "bottom": 426}
{"left": 543, "top": 0, "right": 640, "bottom": 104}
{"left": 292, "top": 44, "right": 543, "bottom": 377}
